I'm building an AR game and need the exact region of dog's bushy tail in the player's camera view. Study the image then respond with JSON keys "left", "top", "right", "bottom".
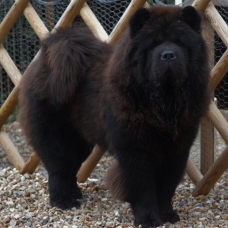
{"left": 40, "top": 27, "right": 101, "bottom": 104}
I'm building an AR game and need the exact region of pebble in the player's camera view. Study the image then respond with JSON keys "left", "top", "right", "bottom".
{"left": 178, "top": 199, "right": 186, "bottom": 207}
{"left": 9, "top": 219, "right": 16, "bottom": 227}
{"left": 0, "top": 122, "right": 228, "bottom": 227}
{"left": 24, "top": 221, "right": 32, "bottom": 226}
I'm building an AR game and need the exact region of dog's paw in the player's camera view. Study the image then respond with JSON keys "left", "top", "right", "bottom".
{"left": 161, "top": 210, "right": 180, "bottom": 224}
{"left": 49, "top": 188, "right": 82, "bottom": 210}
{"left": 134, "top": 210, "right": 163, "bottom": 228}
{"left": 136, "top": 220, "right": 163, "bottom": 228}
{"left": 50, "top": 197, "right": 81, "bottom": 210}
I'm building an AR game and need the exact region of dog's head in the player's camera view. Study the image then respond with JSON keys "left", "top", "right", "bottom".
{"left": 127, "top": 5, "right": 206, "bottom": 88}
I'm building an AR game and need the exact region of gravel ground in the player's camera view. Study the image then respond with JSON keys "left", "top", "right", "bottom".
{"left": 0, "top": 122, "right": 228, "bottom": 228}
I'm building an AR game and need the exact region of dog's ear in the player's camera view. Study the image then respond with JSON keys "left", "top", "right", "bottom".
{"left": 129, "top": 8, "right": 151, "bottom": 38}
{"left": 180, "top": 6, "right": 201, "bottom": 32}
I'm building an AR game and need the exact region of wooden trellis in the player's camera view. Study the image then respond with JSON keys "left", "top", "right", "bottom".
{"left": 0, "top": 0, "right": 228, "bottom": 197}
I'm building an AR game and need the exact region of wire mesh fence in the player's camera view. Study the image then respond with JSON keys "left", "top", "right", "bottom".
{"left": 0, "top": 0, "right": 228, "bottom": 173}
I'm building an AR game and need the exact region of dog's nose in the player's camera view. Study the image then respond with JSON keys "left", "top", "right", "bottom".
{"left": 161, "top": 51, "right": 176, "bottom": 61}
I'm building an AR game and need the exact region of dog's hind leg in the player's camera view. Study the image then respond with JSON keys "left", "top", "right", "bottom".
{"left": 46, "top": 132, "right": 91, "bottom": 210}
{"left": 25, "top": 99, "right": 92, "bottom": 209}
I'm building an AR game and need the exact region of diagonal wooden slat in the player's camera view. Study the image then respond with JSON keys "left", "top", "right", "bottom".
{"left": 0, "top": 2, "right": 43, "bottom": 130}
{"left": 0, "top": 86, "right": 19, "bottom": 129}
{"left": 144, "top": 2, "right": 150, "bottom": 8}
{"left": 55, "top": 0, "right": 86, "bottom": 29}
{"left": 186, "top": 158, "right": 203, "bottom": 185}
{"left": 77, "top": 145, "right": 106, "bottom": 182}
{"left": 7, "top": 1, "right": 54, "bottom": 173}
{"left": 0, "top": 130, "right": 24, "bottom": 170}
{"left": 0, "top": 44, "right": 22, "bottom": 85}
{"left": 0, "top": 0, "right": 30, "bottom": 44}
{"left": 205, "top": 3, "right": 228, "bottom": 168}
{"left": 0, "top": 1, "right": 50, "bottom": 91}
{"left": 210, "top": 49, "right": 228, "bottom": 91}
{"left": 24, "top": 1, "right": 108, "bottom": 41}
{"left": 205, "top": 2, "right": 228, "bottom": 48}
{"left": 192, "top": 0, "right": 211, "bottom": 13}
{"left": 0, "top": 1, "right": 49, "bottom": 168}
{"left": 193, "top": 101, "right": 228, "bottom": 195}
{"left": 23, "top": 2, "right": 49, "bottom": 40}
{"left": 208, "top": 102, "right": 228, "bottom": 148}
{"left": 107, "top": 0, "right": 147, "bottom": 44}
{"left": 20, "top": 151, "right": 40, "bottom": 174}
{"left": 192, "top": 146, "right": 228, "bottom": 196}
{"left": 80, "top": 3, "right": 108, "bottom": 41}
{"left": 0, "top": 1, "right": 33, "bottom": 170}
{"left": 0, "top": 3, "right": 48, "bottom": 157}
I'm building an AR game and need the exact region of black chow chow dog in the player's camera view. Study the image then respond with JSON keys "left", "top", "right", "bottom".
{"left": 18, "top": 5, "right": 210, "bottom": 227}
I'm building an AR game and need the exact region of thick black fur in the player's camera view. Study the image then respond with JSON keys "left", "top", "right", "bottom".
{"left": 18, "top": 5, "right": 211, "bottom": 227}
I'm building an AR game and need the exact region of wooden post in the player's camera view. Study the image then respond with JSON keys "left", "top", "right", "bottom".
{"left": 192, "top": 146, "right": 228, "bottom": 196}
{"left": 200, "top": 14, "right": 215, "bottom": 175}
{"left": 200, "top": 117, "right": 214, "bottom": 175}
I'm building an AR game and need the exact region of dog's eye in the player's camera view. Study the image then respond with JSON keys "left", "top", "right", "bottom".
{"left": 176, "top": 40, "right": 183, "bottom": 46}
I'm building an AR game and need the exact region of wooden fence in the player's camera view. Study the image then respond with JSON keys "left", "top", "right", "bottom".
{"left": 0, "top": 0, "right": 228, "bottom": 197}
